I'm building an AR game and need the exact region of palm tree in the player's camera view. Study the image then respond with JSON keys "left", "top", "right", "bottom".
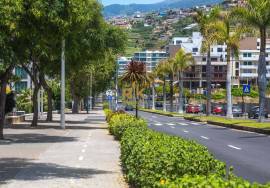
{"left": 207, "top": 11, "right": 246, "bottom": 118}
{"left": 233, "top": 0, "right": 270, "bottom": 122}
{"left": 156, "top": 60, "right": 169, "bottom": 112}
{"left": 174, "top": 48, "right": 194, "bottom": 113}
{"left": 165, "top": 58, "right": 177, "bottom": 112}
{"left": 121, "top": 60, "right": 147, "bottom": 118}
{"left": 195, "top": 7, "right": 220, "bottom": 116}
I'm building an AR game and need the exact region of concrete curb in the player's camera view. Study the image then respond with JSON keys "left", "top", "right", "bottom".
{"left": 139, "top": 109, "right": 176, "bottom": 117}
{"left": 184, "top": 117, "right": 270, "bottom": 135}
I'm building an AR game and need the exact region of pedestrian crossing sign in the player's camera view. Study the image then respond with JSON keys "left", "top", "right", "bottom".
{"left": 243, "top": 85, "right": 251, "bottom": 94}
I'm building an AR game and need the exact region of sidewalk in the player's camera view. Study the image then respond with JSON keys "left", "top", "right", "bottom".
{"left": 0, "top": 109, "right": 127, "bottom": 188}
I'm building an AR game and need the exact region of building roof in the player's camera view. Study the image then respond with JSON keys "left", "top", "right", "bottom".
{"left": 239, "top": 37, "right": 257, "bottom": 50}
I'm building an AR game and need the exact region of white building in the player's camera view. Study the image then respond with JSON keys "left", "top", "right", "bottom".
{"left": 12, "top": 67, "right": 32, "bottom": 92}
{"left": 117, "top": 57, "right": 132, "bottom": 76}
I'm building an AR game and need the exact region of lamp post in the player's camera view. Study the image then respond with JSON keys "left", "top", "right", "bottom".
{"left": 60, "top": 39, "right": 65, "bottom": 129}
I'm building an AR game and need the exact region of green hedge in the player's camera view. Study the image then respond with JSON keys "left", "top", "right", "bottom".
{"left": 108, "top": 113, "right": 147, "bottom": 140}
{"left": 159, "top": 174, "right": 270, "bottom": 188}
{"left": 121, "top": 126, "right": 226, "bottom": 187}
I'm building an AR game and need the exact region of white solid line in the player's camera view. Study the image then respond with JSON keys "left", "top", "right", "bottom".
{"left": 155, "top": 123, "right": 162, "bottom": 126}
{"left": 183, "top": 130, "right": 189, "bottom": 133}
{"left": 170, "top": 126, "right": 175, "bottom": 129}
{"left": 200, "top": 136, "right": 209, "bottom": 140}
{"left": 81, "top": 149, "right": 86, "bottom": 153}
{"left": 78, "top": 156, "right": 84, "bottom": 161}
{"left": 228, "top": 145, "right": 242, "bottom": 150}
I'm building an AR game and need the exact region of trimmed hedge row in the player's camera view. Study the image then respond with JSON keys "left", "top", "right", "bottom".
{"left": 105, "top": 111, "right": 269, "bottom": 188}
{"left": 160, "top": 174, "right": 269, "bottom": 188}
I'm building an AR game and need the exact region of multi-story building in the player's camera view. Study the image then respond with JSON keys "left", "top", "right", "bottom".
{"left": 133, "top": 50, "right": 168, "bottom": 72}
{"left": 117, "top": 57, "right": 132, "bottom": 76}
{"left": 237, "top": 37, "right": 270, "bottom": 85}
{"left": 169, "top": 32, "right": 230, "bottom": 91}
{"left": 12, "top": 67, "right": 32, "bottom": 93}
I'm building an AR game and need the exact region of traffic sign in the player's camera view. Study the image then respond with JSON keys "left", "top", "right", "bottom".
{"left": 107, "top": 95, "right": 113, "bottom": 101}
{"left": 106, "top": 90, "right": 113, "bottom": 96}
{"left": 243, "top": 85, "right": 251, "bottom": 94}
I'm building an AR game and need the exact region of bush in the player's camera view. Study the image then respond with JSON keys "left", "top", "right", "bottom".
{"left": 103, "top": 102, "right": 109, "bottom": 110}
{"left": 159, "top": 174, "right": 269, "bottom": 188}
{"left": 121, "top": 127, "right": 226, "bottom": 187}
{"left": 109, "top": 114, "right": 147, "bottom": 140}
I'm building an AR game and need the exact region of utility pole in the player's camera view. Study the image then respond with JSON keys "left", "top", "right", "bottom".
{"left": 115, "top": 64, "right": 119, "bottom": 111}
{"left": 89, "top": 71, "right": 93, "bottom": 111}
{"left": 61, "top": 39, "right": 65, "bottom": 129}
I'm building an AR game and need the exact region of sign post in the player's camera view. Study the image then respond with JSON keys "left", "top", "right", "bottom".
{"left": 242, "top": 85, "right": 251, "bottom": 118}
{"left": 106, "top": 90, "right": 113, "bottom": 110}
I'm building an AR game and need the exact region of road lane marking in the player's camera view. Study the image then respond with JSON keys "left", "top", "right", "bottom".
{"left": 152, "top": 116, "right": 157, "bottom": 118}
{"left": 155, "top": 123, "right": 162, "bottom": 126}
{"left": 191, "top": 122, "right": 199, "bottom": 125}
{"left": 170, "top": 126, "right": 175, "bottom": 129}
{"left": 167, "top": 123, "right": 175, "bottom": 126}
{"left": 178, "top": 123, "right": 188, "bottom": 126}
{"left": 83, "top": 144, "right": 88, "bottom": 148}
{"left": 78, "top": 156, "right": 84, "bottom": 161}
{"left": 200, "top": 136, "right": 209, "bottom": 140}
{"left": 81, "top": 149, "right": 86, "bottom": 153}
{"left": 183, "top": 129, "right": 189, "bottom": 133}
{"left": 228, "top": 145, "right": 242, "bottom": 150}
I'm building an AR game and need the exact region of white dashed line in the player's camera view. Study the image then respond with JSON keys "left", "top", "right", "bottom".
{"left": 228, "top": 145, "right": 242, "bottom": 150}
{"left": 83, "top": 144, "right": 88, "bottom": 148}
{"left": 167, "top": 123, "right": 175, "bottom": 126}
{"left": 152, "top": 116, "right": 157, "bottom": 118}
{"left": 81, "top": 149, "right": 86, "bottom": 153}
{"left": 78, "top": 156, "right": 84, "bottom": 161}
{"left": 200, "top": 136, "right": 209, "bottom": 140}
{"left": 183, "top": 130, "right": 189, "bottom": 133}
{"left": 178, "top": 123, "right": 188, "bottom": 126}
{"left": 191, "top": 122, "right": 199, "bottom": 125}
{"left": 170, "top": 126, "right": 175, "bottom": 129}
{"left": 155, "top": 123, "right": 163, "bottom": 126}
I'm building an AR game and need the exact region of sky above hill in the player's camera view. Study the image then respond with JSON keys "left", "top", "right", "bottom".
{"left": 102, "top": 0, "right": 163, "bottom": 6}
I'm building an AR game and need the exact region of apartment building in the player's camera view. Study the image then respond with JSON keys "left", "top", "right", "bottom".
{"left": 12, "top": 67, "right": 32, "bottom": 93}
{"left": 117, "top": 57, "right": 132, "bottom": 76}
{"left": 133, "top": 51, "right": 168, "bottom": 72}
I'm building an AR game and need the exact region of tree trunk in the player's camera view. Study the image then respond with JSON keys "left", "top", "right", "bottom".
{"left": 178, "top": 71, "right": 184, "bottom": 113}
{"left": 32, "top": 85, "right": 40, "bottom": 127}
{"left": 206, "top": 48, "right": 212, "bottom": 116}
{"left": 152, "top": 84, "right": 155, "bottom": 110}
{"left": 226, "top": 47, "right": 233, "bottom": 118}
{"left": 0, "top": 78, "right": 8, "bottom": 139}
{"left": 258, "top": 27, "right": 267, "bottom": 122}
{"left": 135, "top": 85, "right": 138, "bottom": 118}
{"left": 169, "top": 74, "right": 174, "bottom": 112}
{"left": 39, "top": 73, "right": 53, "bottom": 121}
{"left": 163, "top": 78, "right": 167, "bottom": 112}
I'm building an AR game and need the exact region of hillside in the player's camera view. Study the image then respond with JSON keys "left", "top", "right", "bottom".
{"left": 104, "top": 0, "right": 223, "bottom": 17}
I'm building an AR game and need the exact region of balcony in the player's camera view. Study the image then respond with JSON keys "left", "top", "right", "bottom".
{"left": 240, "top": 73, "right": 258, "bottom": 78}
{"left": 240, "top": 65, "right": 257, "bottom": 69}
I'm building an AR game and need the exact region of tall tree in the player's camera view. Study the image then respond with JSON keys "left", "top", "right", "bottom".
{"left": 233, "top": 0, "right": 270, "bottom": 122}
{"left": 121, "top": 60, "right": 147, "bottom": 118}
{"left": 174, "top": 48, "right": 194, "bottom": 114}
{"left": 195, "top": 7, "right": 220, "bottom": 116}
{"left": 207, "top": 11, "right": 245, "bottom": 118}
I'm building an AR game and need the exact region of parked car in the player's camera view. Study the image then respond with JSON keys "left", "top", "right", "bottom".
{"left": 248, "top": 106, "right": 268, "bottom": 119}
{"left": 155, "top": 101, "right": 163, "bottom": 108}
{"left": 124, "top": 104, "right": 134, "bottom": 111}
{"left": 186, "top": 104, "right": 200, "bottom": 114}
{"left": 212, "top": 105, "right": 224, "bottom": 115}
{"left": 232, "top": 105, "right": 243, "bottom": 117}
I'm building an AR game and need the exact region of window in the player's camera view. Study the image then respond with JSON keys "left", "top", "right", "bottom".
{"left": 15, "top": 67, "right": 28, "bottom": 79}
{"left": 217, "top": 48, "right": 223, "bottom": 52}
{"left": 15, "top": 81, "right": 28, "bottom": 92}
{"left": 243, "top": 69, "right": 253, "bottom": 73}
{"left": 192, "top": 48, "right": 198, "bottom": 52}
{"left": 176, "top": 40, "right": 182, "bottom": 45}
{"left": 257, "top": 42, "right": 260, "bottom": 46}
{"left": 235, "top": 62, "right": 239, "bottom": 68}
{"left": 243, "top": 61, "right": 252, "bottom": 66}
{"left": 202, "top": 57, "right": 206, "bottom": 62}
{"left": 235, "top": 70, "right": 239, "bottom": 76}
{"left": 211, "top": 58, "right": 218, "bottom": 62}
{"left": 243, "top": 53, "right": 252, "bottom": 57}
{"left": 202, "top": 66, "right": 206, "bottom": 72}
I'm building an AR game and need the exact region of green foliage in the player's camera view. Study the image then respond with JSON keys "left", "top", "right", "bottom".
{"left": 160, "top": 174, "right": 269, "bottom": 188}
{"left": 16, "top": 89, "right": 32, "bottom": 113}
{"left": 120, "top": 126, "right": 226, "bottom": 187}
{"left": 212, "top": 90, "right": 226, "bottom": 100}
{"left": 108, "top": 113, "right": 147, "bottom": 140}
{"left": 103, "top": 102, "right": 109, "bottom": 110}
{"left": 232, "top": 87, "right": 259, "bottom": 98}
{"left": 172, "top": 17, "right": 198, "bottom": 37}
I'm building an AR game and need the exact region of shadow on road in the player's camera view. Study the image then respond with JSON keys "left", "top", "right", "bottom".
{"left": 0, "top": 158, "right": 112, "bottom": 185}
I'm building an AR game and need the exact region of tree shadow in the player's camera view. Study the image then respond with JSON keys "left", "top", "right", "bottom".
{"left": 0, "top": 158, "right": 112, "bottom": 185}
{"left": 0, "top": 133, "right": 78, "bottom": 145}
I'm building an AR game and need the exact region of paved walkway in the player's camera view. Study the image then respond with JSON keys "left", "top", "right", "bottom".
{"left": 0, "top": 109, "right": 127, "bottom": 188}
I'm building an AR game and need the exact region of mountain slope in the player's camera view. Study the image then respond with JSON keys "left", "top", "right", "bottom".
{"left": 104, "top": 0, "right": 223, "bottom": 17}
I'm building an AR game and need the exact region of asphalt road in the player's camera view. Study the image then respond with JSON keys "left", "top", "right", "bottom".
{"left": 130, "top": 110, "right": 270, "bottom": 184}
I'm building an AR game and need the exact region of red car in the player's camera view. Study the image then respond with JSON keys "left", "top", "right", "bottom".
{"left": 186, "top": 104, "right": 200, "bottom": 113}
{"left": 213, "top": 105, "right": 224, "bottom": 115}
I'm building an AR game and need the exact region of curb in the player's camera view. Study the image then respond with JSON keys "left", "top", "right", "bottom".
{"left": 139, "top": 109, "right": 174, "bottom": 117}
{"left": 184, "top": 117, "right": 270, "bottom": 135}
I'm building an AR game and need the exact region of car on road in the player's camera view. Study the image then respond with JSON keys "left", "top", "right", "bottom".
{"left": 186, "top": 104, "right": 200, "bottom": 114}
{"left": 155, "top": 101, "right": 163, "bottom": 108}
{"left": 124, "top": 104, "right": 134, "bottom": 111}
{"left": 248, "top": 106, "right": 268, "bottom": 119}
{"left": 232, "top": 105, "right": 243, "bottom": 117}
{"left": 212, "top": 105, "right": 224, "bottom": 115}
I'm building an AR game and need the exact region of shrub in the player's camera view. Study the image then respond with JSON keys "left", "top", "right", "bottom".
{"left": 103, "top": 102, "right": 109, "bottom": 110}
{"left": 105, "top": 109, "right": 126, "bottom": 123}
{"left": 109, "top": 114, "right": 147, "bottom": 140}
{"left": 159, "top": 174, "right": 269, "bottom": 188}
{"left": 120, "top": 127, "right": 226, "bottom": 187}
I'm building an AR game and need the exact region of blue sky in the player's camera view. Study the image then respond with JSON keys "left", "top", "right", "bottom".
{"left": 102, "top": 0, "right": 163, "bottom": 6}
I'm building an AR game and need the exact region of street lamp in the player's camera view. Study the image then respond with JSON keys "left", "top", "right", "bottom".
{"left": 60, "top": 39, "right": 65, "bottom": 129}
